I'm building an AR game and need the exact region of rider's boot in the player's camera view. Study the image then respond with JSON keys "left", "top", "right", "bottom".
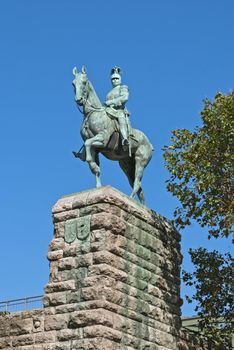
{"left": 119, "top": 119, "right": 129, "bottom": 149}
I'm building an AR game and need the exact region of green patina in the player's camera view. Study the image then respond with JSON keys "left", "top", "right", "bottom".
{"left": 72, "top": 67, "right": 153, "bottom": 203}
{"left": 76, "top": 267, "right": 88, "bottom": 287}
{"left": 64, "top": 219, "right": 77, "bottom": 243}
{"left": 64, "top": 216, "right": 91, "bottom": 244}
{"left": 120, "top": 217, "right": 153, "bottom": 349}
{"left": 76, "top": 219, "right": 91, "bottom": 301}
{"left": 63, "top": 214, "right": 92, "bottom": 303}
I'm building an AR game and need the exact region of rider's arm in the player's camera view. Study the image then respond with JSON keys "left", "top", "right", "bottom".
{"left": 105, "top": 86, "right": 129, "bottom": 107}
{"left": 117, "top": 85, "right": 129, "bottom": 105}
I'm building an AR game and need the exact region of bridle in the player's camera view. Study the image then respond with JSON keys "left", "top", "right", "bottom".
{"left": 74, "top": 78, "right": 89, "bottom": 114}
{"left": 75, "top": 78, "right": 104, "bottom": 116}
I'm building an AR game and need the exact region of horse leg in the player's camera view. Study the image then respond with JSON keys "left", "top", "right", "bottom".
{"left": 137, "top": 187, "right": 145, "bottom": 204}
{"left": 85, "top": 135, "right": 104, "bottom": 187}
{"left": 119, "top": 158, "right": 145, "bottom": 204}
{"left": 87, "top": 152, "right": 101, "bottom": 188}
{"left": 130, "top": 156, "right": 146, "bottom": 204}
{"left": 85, "top": 134, "right": 104, "bottom": 162}
{"left": 87, "top": 160, "right": 101, "bottom": 187}
{"left": 93, "top": 151, "right": 101, "bottom": 187}
{"left": 87, "top": 150, "right": 101, "bottom": 187}
{"left": 135, "top": 141, "right": 153, "bottom": 203}
{"left": 130, "top": 140, "right": 153, "bottom": 204}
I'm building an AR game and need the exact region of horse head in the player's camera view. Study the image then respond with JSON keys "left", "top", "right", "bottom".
{"left": 72, "top": 66, "right": 88, "bottom": 105}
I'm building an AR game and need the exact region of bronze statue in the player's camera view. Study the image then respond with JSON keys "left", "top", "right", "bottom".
{"left": 104, "top": 67, "right": 131, "bottom": 149}
{"left": 72, "top": 66, "right": 153, "bottom": 204}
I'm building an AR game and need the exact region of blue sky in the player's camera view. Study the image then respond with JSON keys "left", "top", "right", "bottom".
{"left": 0, "top": 0, "right": 233, "bottom": 316}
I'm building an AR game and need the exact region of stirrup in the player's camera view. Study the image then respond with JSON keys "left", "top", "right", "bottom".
{"left": 122, "top": 138, "right": 129, "bottom": 146}
{"left": 72, "top": 151, "right": 86, "bottom": 162}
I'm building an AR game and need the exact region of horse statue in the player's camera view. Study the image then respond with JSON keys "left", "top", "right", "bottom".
{"left": 72, "top": 66, "right": 153, "bottom": 204}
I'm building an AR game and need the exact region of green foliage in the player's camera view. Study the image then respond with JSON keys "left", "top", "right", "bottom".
{"left": 163, "top": 92, "right": 234, "bottom": 239}
{"left": 183, "top": 248, "right": 234, "bottom": 349}
{"left": 163, "top": 92, "right": 234, "bottom": 347}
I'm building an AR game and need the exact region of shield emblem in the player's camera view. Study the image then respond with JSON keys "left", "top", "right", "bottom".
{"left": 64, "top": 219, "right": 77, "bottom": 243}
{"left": 77, "top": 215, "right": 91, "bottom": 240}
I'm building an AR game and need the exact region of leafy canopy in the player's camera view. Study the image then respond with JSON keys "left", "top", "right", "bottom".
{"left": 163, "top": 92, "right": 234, "bottom": 239}
{"left": 183, "top": 248, "right": 234, "bottom": 349}
{"left": 163, "top": 92, "right": 234, "bottom": 347}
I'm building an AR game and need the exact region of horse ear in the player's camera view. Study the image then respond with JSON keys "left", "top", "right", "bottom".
{"left": 73, "top": 67, "right": 78, "bottom": 76}
{"left": 82, "top": 65, "right": 87, "bottom": 74}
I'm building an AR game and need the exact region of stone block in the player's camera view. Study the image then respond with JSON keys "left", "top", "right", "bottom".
{"left": 10, "top": 318, "right": 33, "bottom": 336}
{"left": 82, "top": 275, "right": 116, "bottom": 288}
{"left": 44, "top": 314, "right": 69, "bottom": 331}
{"left": 48, "top": 341, "right": 71, "bottom": 350}
{"left": 48, "top": 238, "right": 65, "bottom": 251}
{"left": 66, "top": 290, "right": 82, "bottom": 304}
{"left": 91, "top": 212, "right": 126, "bottom": 233}
{"left": 12, "top": 334, "right": 34, "bottom": 347}
{"left": 0, "top": 337, "right": 11, "bottom": 349}
{"left": 53, "top": 209, "right": 79, "bottom": 223}
{"left": 55, "top": 303, "right": 81, "bottom": 314}
{"left": 76, "top": 253, "right": 93, "bottom": 267}
{"left": 69, "top": 309, "right": 115, "bottom": 328}
{"left": 47, "top": 250, "right": 63, "bottom": 261}
{"left": 0, "top": 318, "right": 10, "bottom": 338}
{"left": 45, "top": 280, "right": 76, "bottom": 293}
{"left": 71, "top": 337, "right": 121, "bottom": 350}
{"left": 54, "top": 222, "right": 65, "bottom": 238}
{"left": 34, "top": 331, "right": 56, "bottom": 344}
{"left": 88, "top": 263, "right": 128, "bottom": 282}
{"left": 43, "top": 292, "right": 67, "bottom": 307}
{"left": 83, "top": 325, "right": 122, "bottom": 342}
{"left": 57, "top": 328, "right": 82, "bottom": 341}
{"left": 58, "top": 257, "right": 76, "bottom": 270}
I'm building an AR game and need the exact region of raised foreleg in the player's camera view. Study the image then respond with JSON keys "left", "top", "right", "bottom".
{"left": 85, "top": 134, "right": 104, "bottom": 162}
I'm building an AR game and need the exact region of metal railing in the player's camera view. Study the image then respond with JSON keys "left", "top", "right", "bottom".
{"left": 0, "top": 295, "right": 43, "bottom": 313}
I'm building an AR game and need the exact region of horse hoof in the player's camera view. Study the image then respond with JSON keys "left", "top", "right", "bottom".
{"left": 73, "top": 151, "right": 86, "bottom": 162}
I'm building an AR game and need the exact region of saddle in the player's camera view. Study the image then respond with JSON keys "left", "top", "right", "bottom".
{"left": 106, "top": 132, "right": 120, "bottom": 152}
{"left": 106, "top": 132, "right": 138, "bottom": 157}
{"left": 105, "top": 107, "right": 133, "bottom": 155}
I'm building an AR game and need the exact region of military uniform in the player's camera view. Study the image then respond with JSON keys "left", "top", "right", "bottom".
{"left": 104, "top": 67, "right": 131, "bottom": 146}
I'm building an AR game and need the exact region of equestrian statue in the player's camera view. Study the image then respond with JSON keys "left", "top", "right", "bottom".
{"left": 72, "top": 66, "right": 153, "bottom": 204}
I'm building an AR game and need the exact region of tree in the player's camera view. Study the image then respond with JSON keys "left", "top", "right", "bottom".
{"left": 163, "top": 92, "right": 234, "bottom": 239}
{"left": 183, "top": 248, "right": 234, "bottom": 349}
{"left": 163, "top": 92, "right": 234, "bottom": 348}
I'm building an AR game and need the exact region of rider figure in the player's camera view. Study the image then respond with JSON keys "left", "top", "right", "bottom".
{"left": 104, "top": 67, "right": 131, "bottom": 147}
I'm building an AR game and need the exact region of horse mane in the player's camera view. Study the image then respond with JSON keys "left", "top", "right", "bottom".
{"left": 87, "top": 79, "right": 103, "bottom": 109}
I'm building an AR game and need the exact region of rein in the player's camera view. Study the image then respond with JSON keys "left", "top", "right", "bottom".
{"left": 76, "top": 80, "right": 105, "bottom": 117}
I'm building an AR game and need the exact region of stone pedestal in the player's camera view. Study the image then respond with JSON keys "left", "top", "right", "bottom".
{"left": 0, "top": 187, "right": 208, "bottom": 350}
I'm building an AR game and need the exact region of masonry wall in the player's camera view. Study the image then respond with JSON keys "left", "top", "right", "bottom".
{"left": 0, "top": 187, "right": 208, "bottom": 350}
